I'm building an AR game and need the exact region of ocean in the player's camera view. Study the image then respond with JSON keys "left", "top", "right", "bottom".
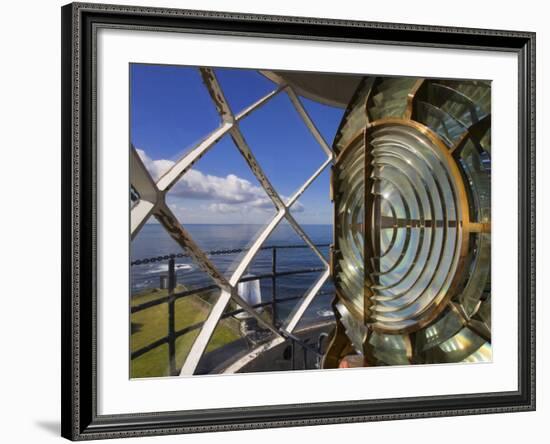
{"left": 131, "top": 223, "right": 335, "bottom": 326}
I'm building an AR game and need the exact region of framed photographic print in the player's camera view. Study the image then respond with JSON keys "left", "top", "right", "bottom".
{"left": 61, "top": 2, "right": 536, "bottom": 440}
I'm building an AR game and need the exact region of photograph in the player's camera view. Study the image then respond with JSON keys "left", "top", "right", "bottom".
{"left": 129, "top": 64, "right": 492, "bottom": 378}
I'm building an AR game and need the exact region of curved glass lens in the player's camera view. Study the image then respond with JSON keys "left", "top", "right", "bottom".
{"left": 367, "top": 124, "right": 463, "bottom": 333}
{"left": 330, "top": 77, "right": 491, "bottom": 366}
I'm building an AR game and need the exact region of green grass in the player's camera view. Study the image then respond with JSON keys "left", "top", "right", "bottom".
{"left": 130, "top": 287, "right": 241, "bottom": 378}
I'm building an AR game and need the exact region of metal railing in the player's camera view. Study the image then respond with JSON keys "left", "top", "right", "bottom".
{"left": 131, "top": 243, "right": 334, "bottom": 376}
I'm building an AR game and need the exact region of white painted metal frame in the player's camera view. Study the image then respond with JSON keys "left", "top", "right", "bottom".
{"left": 130, "top": 67, "right": 334, "bottom": 375}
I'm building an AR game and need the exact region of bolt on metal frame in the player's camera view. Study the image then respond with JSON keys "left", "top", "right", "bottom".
{"left": 130, "top": 67, "right": 334, "bottom": 375}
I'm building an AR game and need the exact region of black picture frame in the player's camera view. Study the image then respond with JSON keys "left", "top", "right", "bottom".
{"left": 61, "top": 2, "right": 536, "bottom": 440}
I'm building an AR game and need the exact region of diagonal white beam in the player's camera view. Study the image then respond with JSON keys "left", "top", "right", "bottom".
{"left": 154, "top": 203, "right": 232, "bottom": 292}
{"left": 228, "top": 210, "right": 285, "bottom": 287}
{"left": 179, "top": 211, "right": 286, "bottom": 376}
{"left": 136, "top": 68, "right": 237, "bottom": 202}
{"left": 286, "top": 157, "right": 333, "bottom": 208}
{"left": 154, "top": 201, "right": 283, "bottom": 375}
{"left": 156, "top": 122, "right": 233, "bottom": 192}
{"left": 181, "top": 283, "right": 283, "bottom": 376}
{"left": 221, "top": 337, "right": 286, "bottom": 374}
{"left": 286, "top": 87, "right": 334, "bottom": 158}
{"left": 285, "top": 211, "right": 329, "bottom": 267}
{"left": 180, "top": 290, "right": 232, "bottom": 375}
{"left": 157, "top": 203, "right": 283, "bottom": 331}
{"left": 283, "top": 268, "right": 331, "bottom": 333}
{"left": 235, "top": 86, "right": 285, "bottom": 121}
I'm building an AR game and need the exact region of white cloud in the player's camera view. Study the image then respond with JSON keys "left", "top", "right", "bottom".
{"left": 136, "top": 148, "right": 304, "bottom": 214}
{"left": 173, "top": 169, "right": 272, "bottom": 206}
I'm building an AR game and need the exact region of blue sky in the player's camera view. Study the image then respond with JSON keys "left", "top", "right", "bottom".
{"left": 131, "top": 64, "right": 344, "bottom": 225}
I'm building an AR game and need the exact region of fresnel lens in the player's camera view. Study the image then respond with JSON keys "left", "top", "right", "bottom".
{"left": 325, "top": 77, "right": 492, "bottom": 367}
